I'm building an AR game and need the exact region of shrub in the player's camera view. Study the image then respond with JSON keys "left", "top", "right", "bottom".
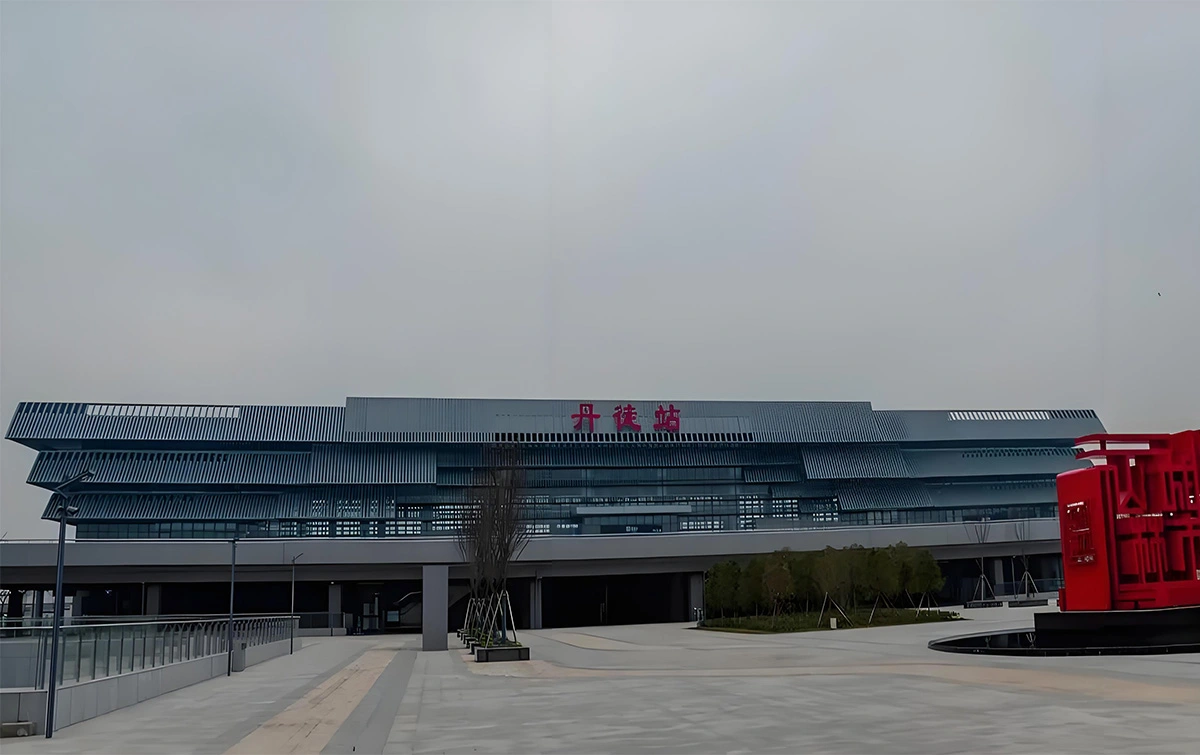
{"left": 704, "top": 560, "right": 741, "bottom": 617}
{"left": 738, "top": 557, "right": 766, "bottom": 615}
{"left": 702, "top": 544, "right": 946, "bottom": 620}
{"left": 762, "top": 552, "right": 792, "bottom": 616}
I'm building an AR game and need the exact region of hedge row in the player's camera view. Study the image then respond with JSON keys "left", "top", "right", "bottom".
{"left": 704, "top": 543, "right": 945, "bottom": 618}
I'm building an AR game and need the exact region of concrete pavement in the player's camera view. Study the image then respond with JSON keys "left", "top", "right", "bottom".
{"left": 4, "top": 609, "right": 1198, "bottom": 754}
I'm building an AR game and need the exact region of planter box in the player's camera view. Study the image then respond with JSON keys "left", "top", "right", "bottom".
{"left": 475, "top": 645, "right": 530, "bottom": 663}
{"left": 1, "top": 721, "right": 37, "bottom": 738}
{"left": 964, "top": 600, "right": 1004, "bottom": 609}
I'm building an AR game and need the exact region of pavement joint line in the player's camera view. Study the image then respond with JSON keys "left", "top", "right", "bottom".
{"left": 211, "top": 643, "right": 374, "bottom": 752}
{"left": 224, "top": 648, "right": 396, "bottom": 755}
{"left": 321, "top": 648, "right": 417, "bottom": 755}
{"left": 385, "top": 653, "right": 427, "bottom": 750}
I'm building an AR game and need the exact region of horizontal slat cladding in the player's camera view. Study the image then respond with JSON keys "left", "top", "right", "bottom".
{"left": 309, "top": 445, "right": 436, "bottom": 484}
{"left": 766, "top": 482, "right": 837, "bottom": 498}
{"left": 11, "top": 399, "right": 1106, "bottom": 446}
{"left": 744, "top": 466, "right": 806, "bottom": 483}
{"left": 435, "top": 469, "right": 475, "bottom": 486}
{"left": 6, "top": 402, "right": 82, "bottom": 439}
{"left": 438, "top": 448, "right": 484, "bottom": 467}
{"left": 346, "top": 397, "right": 888, "bottom": 441}
{"left": 903, "top": 447, "right": 1086, "bottom": 479}
{"left": 342, "top": 431, "right": 492, "bottom": 443}
{"left": 803, "top": 445, "right": 911, "bottom": 480}
{"left": 7, "top": 402, "right": 344, "bottom": 443}
{"left": 436, "top": 446, "right": 798, "bottom": 469}
{"left": 875, "top": 409, "right": 1106, "bottom": 443}
{"left": 870, "top": 410, "right": 905, "bottom": 442}
{"left": 741, "top": 402, "right": 886, "bottom": 443}
{"left": 44, "top": 493, "right": 287, "bottom": 521}
{"left": 29, "top": 450, "right": 310, "bottom": 486}
{"left": 835, "top": 483, "right": 934, "bottom": 511}
{"left": 926, "top": 480, "right": 1058, "bottom": 508}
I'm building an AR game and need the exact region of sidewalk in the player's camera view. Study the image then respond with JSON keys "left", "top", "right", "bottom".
{"left": 2, "top": 636, "right": 390, "bottom": 754}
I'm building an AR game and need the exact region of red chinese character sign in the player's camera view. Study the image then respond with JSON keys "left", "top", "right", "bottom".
{"left": 654, "top": 404, "right": 681, "bottom": 433}
{"left": 570, "top": 401, "right": 681, "bottom": 432}
{"left": 613, "top": 404, "right": 641, "bottom": 432}
{"left": 571, "top": 403, "right": 600, "bottom": 432}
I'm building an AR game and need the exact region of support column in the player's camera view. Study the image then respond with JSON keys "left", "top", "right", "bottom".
{"left": 421, "top": 565, "right": 448, "bottom": 651}
{"left": 529, "top": 577, "right": 543, "bottom": 630}
{"left": 145, "top": 584, "right": 162, "bottom": 616}
{"left": 71, "top": 590, "right": 89, "bottom": 617}
{"left": 688, "top": 573, "right": 704, "bottom": 621}
{"left": 32, "top": 590, "right": 45, "bottom": 619}
{"left": 992, "top": 558, "right": 1005, "bottom": 596}
{"left": 327, "top": 583, "right": 342, "bottom": 615}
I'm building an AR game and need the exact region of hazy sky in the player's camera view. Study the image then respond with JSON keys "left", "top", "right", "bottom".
{"left": 2, "top": 2, "right": 1198, "bottom": 538}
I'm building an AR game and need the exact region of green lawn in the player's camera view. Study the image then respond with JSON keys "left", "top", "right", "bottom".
{"left": 698, "top": 608, "right": 961, "bottom": 634}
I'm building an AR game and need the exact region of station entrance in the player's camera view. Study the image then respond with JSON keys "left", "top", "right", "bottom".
{"left": 540, "top": 573, "right": 694, "bottom": 628}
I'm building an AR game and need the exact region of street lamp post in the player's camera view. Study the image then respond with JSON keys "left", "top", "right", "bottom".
{"left": 45, "top": 469, "right": 93, "bottom": 739}
{"left": 227, "top": 537, "right": 238, "bottom": 676}
{"left": 289, "top": 553, "right": 303, "bottom": 654}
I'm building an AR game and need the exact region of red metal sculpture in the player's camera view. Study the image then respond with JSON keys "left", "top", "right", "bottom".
{"left": 1056, "top": 430, "right": 1200, "bottom": 611}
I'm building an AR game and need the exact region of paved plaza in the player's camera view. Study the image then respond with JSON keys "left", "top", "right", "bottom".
{"left": 5, "top": 608, "right": 1199, "bottom": 754}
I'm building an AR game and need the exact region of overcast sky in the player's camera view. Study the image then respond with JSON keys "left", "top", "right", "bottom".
{"left": 2, "top": 2, "right": 1198, "bottom": 538}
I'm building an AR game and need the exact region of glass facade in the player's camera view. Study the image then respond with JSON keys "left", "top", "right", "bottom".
{"left": 67, "top": 485, "right": 1061, "bottom": 540}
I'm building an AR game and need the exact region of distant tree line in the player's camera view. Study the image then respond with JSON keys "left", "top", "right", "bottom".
{"left": 704, "top": 543, "right": 946, "bottom": 619}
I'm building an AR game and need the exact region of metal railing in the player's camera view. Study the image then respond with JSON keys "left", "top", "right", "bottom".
{"left": 0, "top": 614, "right": 215, "bottom": 630}
{"left": 0, "top": 615, "right": 295, "bottom": 690}
{"left": 992, "top": 578, "right": 1064, "bottom": 598}
{"left": 296, "top": 611, "right": 348, "bottom": 632}
{"left": 2, "top": 612, "right": 343, "bottom": 631}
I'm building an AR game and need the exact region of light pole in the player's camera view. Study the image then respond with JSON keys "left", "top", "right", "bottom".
{"left": 227, "top": 537, "right": 238, "bottom": 676}
{"left": 45, "top": 469, "right": 93, "bottom": 739}
{"left": 289, "top": 553, "right": 303, "bottom": 654}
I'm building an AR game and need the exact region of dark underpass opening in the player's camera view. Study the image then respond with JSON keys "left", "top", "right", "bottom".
{"left": 541, "top": 573, "right": 691, "bottom": 628}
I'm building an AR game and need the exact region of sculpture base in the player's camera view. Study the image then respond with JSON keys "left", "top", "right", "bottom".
{"left": 1034, "top": 604, "right": 1200, "bottom": 649}
{"left": 930, "top": 604, "right": 1200, "bottom": 656}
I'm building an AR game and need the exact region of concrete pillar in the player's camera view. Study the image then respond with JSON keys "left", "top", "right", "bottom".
{"left": 421, "top": 565, "right": 448, "bottom": 651}
{"left": 327, "top": 583, "right": 342, "bottom": 616}
{"left": 32, "top": 590, "right": 45, "bottom": 619}
{"left": 529, "top": 577, "right": 543, "bottom": 630}
{"left": 688, "top": 573, "right": 704, "bottom": 621}
{"left": 71, "top": 589, "right": 90, "bottom": 617}
{"left": 992, "top": 558, "right": 1005, "bottom": 595}
{"left": 145, "top": 584, "right": 162, "bottom": 616}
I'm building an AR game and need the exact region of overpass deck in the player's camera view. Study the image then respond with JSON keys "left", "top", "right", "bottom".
{"left": 0, "top": 519, "right": 1060, "bottom": 585}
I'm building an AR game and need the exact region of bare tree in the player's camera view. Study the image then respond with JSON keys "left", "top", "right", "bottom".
{"left": 457, "top": 443, "right": 530, "bottom": 643}
{"left": 456, "top": 499, "right": 487, "bottom": 601}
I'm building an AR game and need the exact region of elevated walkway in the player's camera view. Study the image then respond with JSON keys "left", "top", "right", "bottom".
{"left": 1, "top": 615, "right": 298, "bottom": 733}
{"left": 0, "top": 519, "right": 1061, "bottom": 585}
